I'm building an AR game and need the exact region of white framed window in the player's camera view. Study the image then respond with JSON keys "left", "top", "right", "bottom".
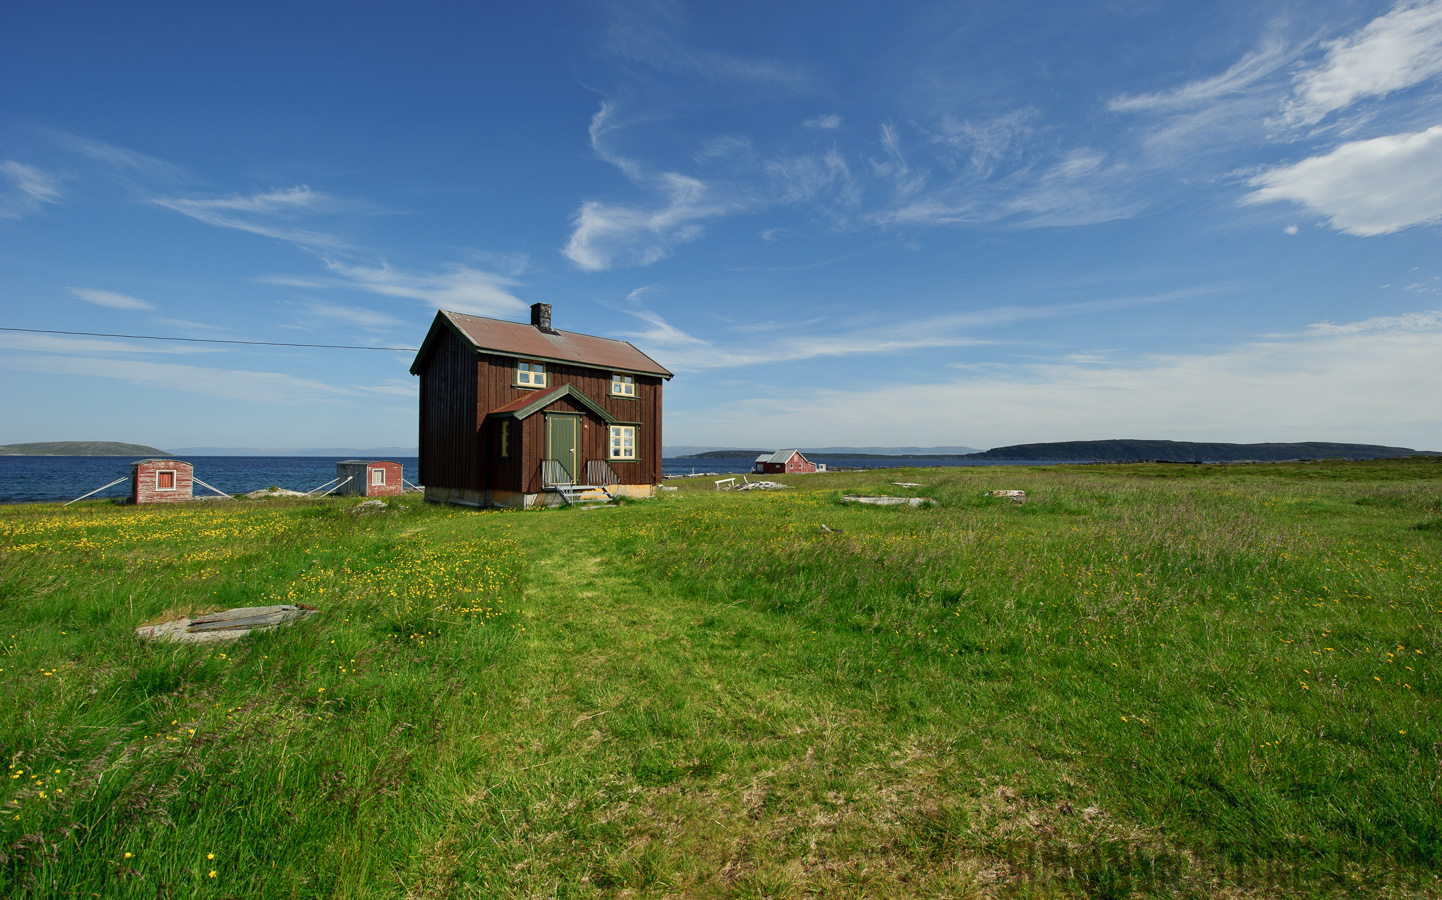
{"left": 516, "top": 360, "right": 546, "bottom": 388}
{"left": 608, "top": 425, "right": 637, "bottom": 460}
{"left": 611, "top": 373, "right": 635, "bottom": 397}
{"left": 155, "top": 470, "right": 177, "bottom": 491}
{"left": 371, "top": 468, "right": 385, "bottom": 486}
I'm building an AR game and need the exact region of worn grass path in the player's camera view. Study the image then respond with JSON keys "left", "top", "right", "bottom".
{"left": 412, "top": 508, "right": 1189, "bottom": 899}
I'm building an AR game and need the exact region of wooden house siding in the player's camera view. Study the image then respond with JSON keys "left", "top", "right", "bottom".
{"left": 477, "top": 353, "right": 664, "bottom": 488}
{"left": 131, "top": 459, "right": 194, "bottom": 504}
{"left": 418, "top": 327, "right": 481, "bottom": 491}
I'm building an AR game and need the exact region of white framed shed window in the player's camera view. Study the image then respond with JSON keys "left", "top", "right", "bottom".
{"left": 608, "top": 425, "right": 637, "bottom": 460}
{"left": 516, "top": 360, "right": 546, "bottom": 388}
{"left": 611, "top": 373, "right": 635, "bottom": 397}
{"left": 371, "top": 468, "right": 385, "bottom": 486}
{"left": 156, "top": 470, "right": 177, "bottom": 491}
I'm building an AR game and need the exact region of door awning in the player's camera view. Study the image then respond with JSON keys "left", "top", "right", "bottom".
{"left": 485, "top": 384, "right": 618, "bottom": 424}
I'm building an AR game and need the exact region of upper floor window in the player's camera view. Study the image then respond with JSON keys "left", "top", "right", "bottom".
{"left": 516, "top": 360, "right": 546, "bottom": 388}
{"left": 611, "top": 373, "right": 635, "bottom": 397}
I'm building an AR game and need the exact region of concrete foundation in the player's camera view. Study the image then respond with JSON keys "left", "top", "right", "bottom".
{"left": 425, "top": 483, "right": 656, "bottom": 509}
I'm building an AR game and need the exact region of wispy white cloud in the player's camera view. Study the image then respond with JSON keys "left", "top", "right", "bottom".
{"left": 1282, "top": 0, "right": 1442, "bottom": 127}
{"left": 362, "top": 378, "right": 416, "bottom": 397}
{"left": 43, "top": 129, "right": 192, "bottom": 184}
{"left": 928, "top": 109, "right": 1040, "bottom": 176}
{"left": 564, "top": 102, "right": 734, "bottom": 271}
{"left": 1110, "top": 40, "right": 1293, "bottom": 113}
{"left": 0, "top": 332, "right": 215, "bottom": 356}
{"left": 603, "top": 0, "right": 812, "bottom": 93}
{"left": 1105, "top": 35, "right": 1306, "bottom": 171}
{"left": 693, "top": 135, "right": 754, "bottom": 164}
{"left": 763, "top": 150, "right": 853, "bottom": 204}
{"left": 998, "top": 149, "right": 1140, "bottom": 226}
{"left": 315, "top": 260, "right": 526, "bottom": 316}
{"left": 874, "top": 142, "right": 1139, "bottom": 229}
{"left": 154, "top": 186, "right": 352, "bottom": 252}
{"left": 1244, "top": 124, "right": 1442, "bottom": 234}
{"left": 0, "top": 160, "right": 62, "bottom": 219}
{"left": 303, "top": 301, "right": 406, "bottom": 331}
{"left": 0, "top": 354, "right": 355, "bottom": 404}
{"left": 616, "top": 289, "right": 1196, "bottom": 373}
{"left": 154, "top": 317, "right": 222, "bottom": 332}
{"left": 69, "top": 287, "right": 155, "bottom": 311}
{"left": 686, "top": 311, "right": 1442, "bottom": 449}
{"left": 804, "top": 114, "right": 842, "bottom": 129}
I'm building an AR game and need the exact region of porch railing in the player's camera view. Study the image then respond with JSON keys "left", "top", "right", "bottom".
{"left": 585, "top": 459, "right": 620, "bottom": 486}
{"left": 540, "top": 458, "right": 573, "bottom": 488}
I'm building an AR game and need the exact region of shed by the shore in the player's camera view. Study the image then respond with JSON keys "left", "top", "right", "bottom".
{"left": 132, "top": 459, "right": 193, "bottom": 504}
{"left": 754, "top": 449, "right": 817, "bottom": 475}
{"left": 335, "top": 460, "right": 404, "bottom": 497}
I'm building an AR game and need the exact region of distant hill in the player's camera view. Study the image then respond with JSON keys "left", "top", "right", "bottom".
{"left": 0, "top": 441, "right": 172, "bottom": 456}
{"left": 961, "top": 440, "right": 1439, "bottom": 462}
{"left": 170, "top": 446, "right": 418, "bottom": 457}
{"left": 669, "top": 445, "right": 980, "bottom": 458}
{"left": 680, "top": 450, "right": 769, "bottom": 459}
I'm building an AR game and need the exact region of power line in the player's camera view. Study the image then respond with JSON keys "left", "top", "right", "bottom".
{"left": 0, "top": 326, "right": 418, "bottom": 352}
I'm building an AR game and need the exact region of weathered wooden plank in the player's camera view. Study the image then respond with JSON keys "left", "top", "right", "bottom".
{"left": 841, "top": 495, "right": 935, "bottom": 507}
{"left": 138, "top": 605, "right": 318, "bottom": 643}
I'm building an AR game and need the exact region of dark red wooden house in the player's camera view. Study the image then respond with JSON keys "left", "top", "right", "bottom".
{"left": 410, "top": 304, "right": 673, "bottom": 508}
{"left": 131, "top": 459, "right": 193, "bottom": 504}
{"left": 754, "top": 449, "right": 817, "bottom": 475}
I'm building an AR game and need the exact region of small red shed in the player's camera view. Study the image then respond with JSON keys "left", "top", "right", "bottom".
{"left": 132, "top": 459, "right": 194, "bottom": 504}
{"left": 336, "top": 460, "right": 404, "bottom": 497}
{"left": 754, "top": 449, "right": 817, "bottom": 475}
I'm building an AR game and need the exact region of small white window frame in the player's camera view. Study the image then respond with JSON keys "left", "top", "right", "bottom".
{"left": 155, "top": 469, "right": 178, "bottom": 492}
{"left": 515, "top": 359, "right": 547, "bottom": 388}
{"left": 371, "top": 467, "right": 386, "bottom": 486}
{"left": 611, "top": 373, "right": 636, "bottom": 397}
{"left": 608, "top": 425, "right": 637, "bottom": 461}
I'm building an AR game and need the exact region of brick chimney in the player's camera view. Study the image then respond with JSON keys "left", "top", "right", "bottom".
{"left": 530, "top": 302, "right": 556, "bottom": 333}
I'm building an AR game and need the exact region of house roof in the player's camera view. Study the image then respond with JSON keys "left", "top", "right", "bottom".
{"left": 410, "top": 310, "right": 673, "bottom": 379}
{"left": 486, "top": 384, "right": 618, "bottom": 423}
{"left": 337, "top": 460, "right": 395, "bottom": 466}
{"left": 757, "top": 449, "right": 807, "bottom": 464}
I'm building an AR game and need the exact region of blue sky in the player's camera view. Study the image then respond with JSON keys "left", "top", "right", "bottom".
{"left": 3, "top": 0, "right": 1441, "bottom": 452}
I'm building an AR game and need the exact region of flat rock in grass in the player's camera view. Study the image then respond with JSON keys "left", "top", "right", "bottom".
{"left": 735, "top": 481, "right": 788, "bottom": 491}
{"left": 985, "top": 489, "right": 1027, "bottom": 503}
{"left": 245, "top": 487, "right": 309, "bottom": 499}
{"left": 841, "top": 495, "right": 935, "bottom": 507}
{"left": 137, "top": 605, "right": 318, "bottom": 643}
{"left": 352, "top": 499, "right": 389, "bottom": 512}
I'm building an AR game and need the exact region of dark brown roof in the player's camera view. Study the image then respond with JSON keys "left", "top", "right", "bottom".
{"left": 410, "top": 310, "right": 673, "bottom": 378}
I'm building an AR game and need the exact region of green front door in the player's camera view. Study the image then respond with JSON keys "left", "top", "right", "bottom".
{"left": 546, "top": 414, "right": 579, "bottom": 483}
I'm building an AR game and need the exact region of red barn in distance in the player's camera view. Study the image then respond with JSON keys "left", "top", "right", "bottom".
{"left": 754, "top": 450, "right": 817, "bottom": 475}
{"left": 335, "top": 460, "right": 404, "bottom": 497}
{"left": 131, "top": 459, "right": 193, "bottom": 504}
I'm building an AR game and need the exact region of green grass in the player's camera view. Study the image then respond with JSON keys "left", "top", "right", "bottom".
{"left": 1, "top": 459, "right": 1439, "bottom": 897}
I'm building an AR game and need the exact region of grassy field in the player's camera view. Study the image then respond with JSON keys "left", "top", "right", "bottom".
{"left": 0, "top": 459, "right": 1438, "bottom": 898}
